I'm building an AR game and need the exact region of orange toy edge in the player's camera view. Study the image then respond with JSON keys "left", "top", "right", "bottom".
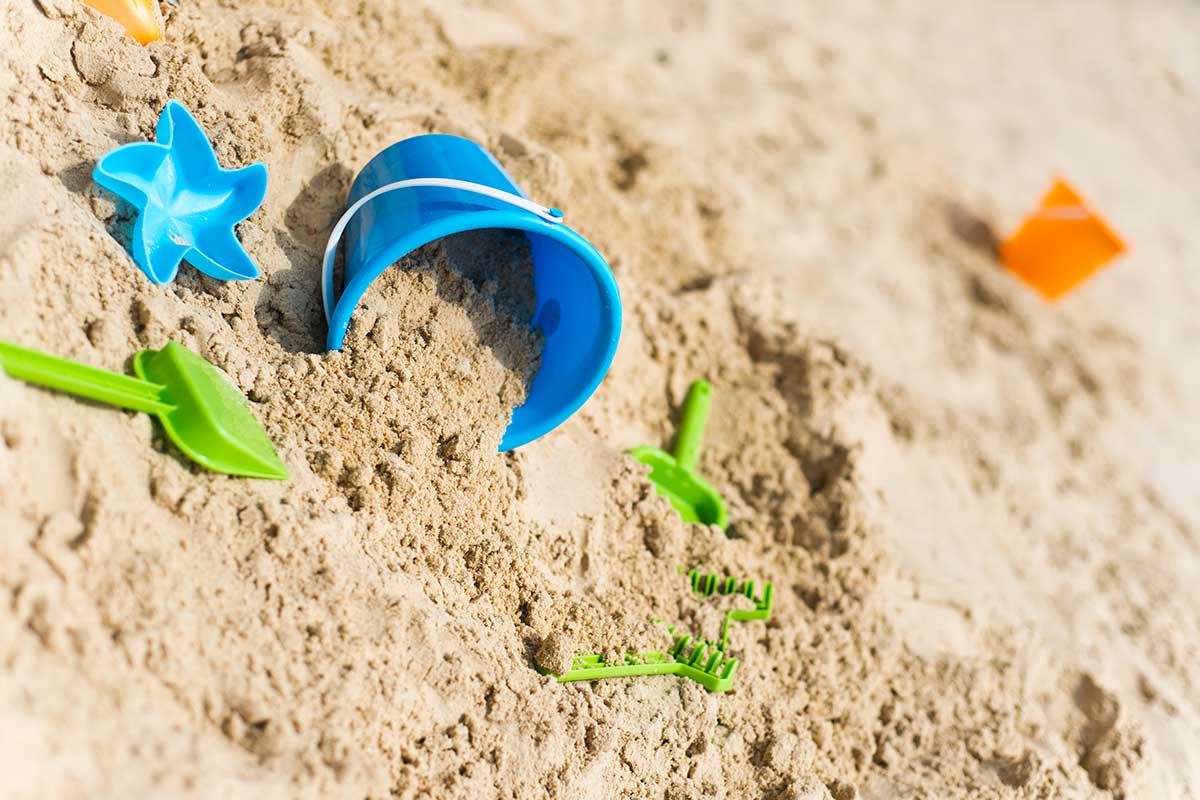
{"left": 80, "top": 0, "right": 164, "bottom": 45}
{"left": 1030, "top": 178, "right": 1128, "bottom": 255}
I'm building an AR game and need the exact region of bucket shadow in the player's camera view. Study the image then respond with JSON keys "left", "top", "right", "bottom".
{"left": 255, "top": 163, "right": 355, "bottom": 354}
{"left": 435, "top": 229, "right": 541, "bottom": 383}
{"left": 324, "top": 226, "right": 540, "bottom": 386}
{"left": 359, "top": 233, "right": 541, "bottom": 383}
{"left": 252, "top": 229, "right": 330, "bottom": 353}
{"left": 441, "top": 228, "right": 538, "bottom": 324}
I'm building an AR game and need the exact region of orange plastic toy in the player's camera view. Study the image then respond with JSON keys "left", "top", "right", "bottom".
{"left": 999, "top": 179, "right": 1127, "bottom": 300}
{"left": 81, "top": 0, "right": 164, "bottom": 45}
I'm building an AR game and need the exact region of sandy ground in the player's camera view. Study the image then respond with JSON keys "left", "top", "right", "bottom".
{"left": 2, "top": 1, "right": 1200, "bottom": 798}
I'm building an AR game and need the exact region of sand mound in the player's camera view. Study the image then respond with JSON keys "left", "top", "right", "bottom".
{"left": 4, "top": 1, "right": 1199, "bottom": 798}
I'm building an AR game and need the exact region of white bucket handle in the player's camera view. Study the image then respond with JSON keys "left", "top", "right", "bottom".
{"left": 321, "top": 178, "right": 563, "bottom": 323}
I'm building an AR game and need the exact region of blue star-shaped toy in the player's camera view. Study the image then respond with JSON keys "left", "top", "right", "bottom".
{"left": 93, "top": 100, "right": 268, "bottom": 284}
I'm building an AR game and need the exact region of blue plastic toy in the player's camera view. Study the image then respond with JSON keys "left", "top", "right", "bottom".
{"left": 93, "top": 100, "right": 268, "bottom": 284}
{"left": 321, "top": 134, "right": 621, "bottom": 451}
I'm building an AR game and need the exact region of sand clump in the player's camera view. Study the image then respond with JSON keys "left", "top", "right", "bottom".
{"left": 534, "top": 631, "right": 575, "bottom": 675}
{"left": 2, "top": 1, "right": 1197, "bottom": 798}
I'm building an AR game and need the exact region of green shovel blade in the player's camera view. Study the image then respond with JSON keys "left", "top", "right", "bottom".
{"left": 0, "top": 339, "right": 287, "bottom": 480}
{"left": 630, "top": 445, "right": 727, "bottom": 528}
{"left": 133, "top": 343, "right": 288, "bottom": 480}
{"left": 632, "top": 380, "right": 728, "bottom": 530}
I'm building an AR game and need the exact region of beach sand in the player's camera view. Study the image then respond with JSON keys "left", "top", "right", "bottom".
{"left": 2, "top": 1, "right": 1199, "bottom": 797}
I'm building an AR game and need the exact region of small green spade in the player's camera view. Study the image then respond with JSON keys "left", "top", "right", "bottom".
{"left": 0, "top": 340, "right": 288, "bottom": 479}
{"left": 631, "top": 379, "right": 727, "bottom": 530}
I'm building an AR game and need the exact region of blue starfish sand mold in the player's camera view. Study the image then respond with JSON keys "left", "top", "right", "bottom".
{"left": 93, "top": 100, "right": 268, "bottom": 284}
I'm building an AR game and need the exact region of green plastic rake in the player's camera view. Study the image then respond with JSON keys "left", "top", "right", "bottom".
{"left": 539, "top": 569, "right": 773, "bottom": 693}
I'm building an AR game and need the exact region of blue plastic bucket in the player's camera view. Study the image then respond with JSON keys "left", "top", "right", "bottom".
{"left": 321, "top": 134, "right": 621, "bottom": 451}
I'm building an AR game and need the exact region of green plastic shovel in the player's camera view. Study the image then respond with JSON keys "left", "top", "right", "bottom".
{"left": 0, "top": 340, "right": 288, "bottom": 479}
{"left": 631, "top": 379, "right": 727, "bottom": 530}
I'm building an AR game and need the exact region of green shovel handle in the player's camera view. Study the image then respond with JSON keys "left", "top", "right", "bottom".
{"left": 673, "top": 380, "right": 713, "bottom": 471}
{"left": 0, "top": 340, "right": 173, "bottom": 416}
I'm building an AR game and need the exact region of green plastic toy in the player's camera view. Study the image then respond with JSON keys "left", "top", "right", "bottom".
{"left": 631, "top": 379, "right": 727, "bottom": 529}
{"left": 0, "top": 340, "right": 288, "bottom": 479}
{"left": 685, "top": 569, "right": 774, "bottom": 651}
{"left": 539, "top": 569, "right": 774, "bottom": 693}
{"left": 552, "top": 630, "right": 739, "bottom": 693}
